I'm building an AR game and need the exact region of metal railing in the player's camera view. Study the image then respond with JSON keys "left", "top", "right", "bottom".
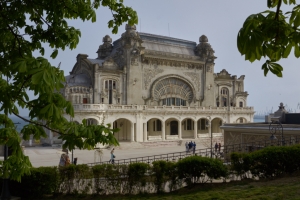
{"left": 86, "top": 135, "right": 300, "bottom": 167}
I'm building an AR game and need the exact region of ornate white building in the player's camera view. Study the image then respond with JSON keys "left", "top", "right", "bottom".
{"left": 62, "top": 25, "right": 254, "bottom": 142}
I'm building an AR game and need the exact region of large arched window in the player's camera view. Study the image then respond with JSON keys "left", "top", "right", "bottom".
{"left": 104, "top": 79, "right": 117, "bottom": 104}
{"left": 220, "top": 87, "right": 229, "bottom": 107}
{"left": 152, "top": 77, "right": 194, "bottom": 104}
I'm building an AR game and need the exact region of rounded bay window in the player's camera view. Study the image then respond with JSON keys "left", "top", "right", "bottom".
{"left": 151, "top": 76, "right": 194, "bottom": 105}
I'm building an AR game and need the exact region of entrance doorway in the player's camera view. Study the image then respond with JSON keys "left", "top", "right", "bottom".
{"left": 170, "top": 121, "right": 178, "bottom": 135}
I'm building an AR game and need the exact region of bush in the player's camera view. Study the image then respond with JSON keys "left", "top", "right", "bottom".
{"left": 231, "top": 145, "right": 300, "bottom": 179}
{"left": 126, "top": 162, "right": 150, "bottom": 194}
{"left": 177, "top": 156, "right": 228, "bottom": 187}
{"left": 9, "top": 166, "right": 59, "bottom": 199}
{"left": 230, "top": 152, "right": 251, "bottom": 179}
{"left": 152, "top": 160, "right": 171, "bottom": 193}
{"left": 92, "top": 163, "right": 125, "bottom": 195}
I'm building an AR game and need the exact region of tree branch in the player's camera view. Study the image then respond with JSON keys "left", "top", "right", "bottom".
{"left": 12, "top": 112, "right": 66, "bottom": 136}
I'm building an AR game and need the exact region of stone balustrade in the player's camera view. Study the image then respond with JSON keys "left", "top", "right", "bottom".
{"left": 72, "top": 104, "right": 254, "bottom": 113}
{"left": 147, "top": 135, "right": 162, "bottom": 141}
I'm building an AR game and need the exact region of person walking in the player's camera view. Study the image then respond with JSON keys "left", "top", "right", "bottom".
{"left": 214, "top": 142, "right": 218, "bottom": 152}
{"left": 193, "top": 141, "right": 196, "bottom": 154}
{"left": 185, "top": 142, "right": 189, "bottom": 153}
{"left": 109, "top": 148, "right": 115, "bottom": 164}
{"left": 218, "top": 143, "right": 221, "bottom": 153}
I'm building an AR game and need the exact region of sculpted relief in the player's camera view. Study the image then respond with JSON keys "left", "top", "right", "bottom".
{"left": 183, "top": 72, "right": 201, "bottom": 92}
{"left": 143, "top": 66, "right": 164, "bottom": 89}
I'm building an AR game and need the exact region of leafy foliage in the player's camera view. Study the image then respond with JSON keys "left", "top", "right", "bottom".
{"left": 177, "top": 156, "right": 228, "bottom": 186}
{"left": 0, "top": 0, "right": 137, "bottom": 181}
{"left": 237, "top": 0, "right": 299, "bottom": 77}
{"left": 230, "top": 145, "right": 300, "bottom": 179}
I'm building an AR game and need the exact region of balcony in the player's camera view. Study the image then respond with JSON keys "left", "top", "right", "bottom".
{"left": 72, "top": 104, "right": 254, "bottom": 114}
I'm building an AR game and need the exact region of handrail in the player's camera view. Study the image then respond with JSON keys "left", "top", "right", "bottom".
{"left": 86, "top": 135, "right": 300, "bottom": 167}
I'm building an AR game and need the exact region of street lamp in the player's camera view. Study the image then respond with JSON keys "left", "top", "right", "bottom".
{"left": 269, "top": 117, "right": 284, "bottom": 145}
{"left": 206, "top": 117, "right": 212, "bottom": 158}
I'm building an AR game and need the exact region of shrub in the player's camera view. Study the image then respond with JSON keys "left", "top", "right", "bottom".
{"left": 231, "top": 145, "right": 300, "bottom": 179}
{"left": 126, "top": 162, "right": 150, "bottom": 194}
{"left": 8, "top": 166, "right": 59, "bottom": 199}
{"left": 177, "top": 155, "right": 228, "bottom": 186}
{"left": 152, "top": 160, "right": 171, "bottom": 193}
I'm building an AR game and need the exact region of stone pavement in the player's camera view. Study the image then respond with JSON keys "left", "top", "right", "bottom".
{"left": 23, "top": 139, "right": 221, "bottom": 168}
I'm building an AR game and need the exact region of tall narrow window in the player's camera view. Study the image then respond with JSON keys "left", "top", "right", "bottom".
{"left": 239, "top": 101, "right": 243, "bottom": 107}
{"left": 153, "top": 121, "right": 156, "bottom": 131}
{"left": 109, "top": 80, "right": 112, "bottom": 104}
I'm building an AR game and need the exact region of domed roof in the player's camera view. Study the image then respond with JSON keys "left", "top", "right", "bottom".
{"left": 66, "top": 73, "right": 91, "bottom": 87}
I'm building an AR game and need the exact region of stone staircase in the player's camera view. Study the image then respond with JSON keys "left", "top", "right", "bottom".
{"left": 141, "top": 140, "right": 182, "bottom": 148}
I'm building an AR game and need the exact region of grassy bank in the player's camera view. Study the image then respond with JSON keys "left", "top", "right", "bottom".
{"left": 48, "top": 174, "right": 300, "bottom": 200}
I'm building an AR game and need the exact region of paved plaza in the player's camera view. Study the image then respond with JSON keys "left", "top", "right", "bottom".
{"left": 23, "top": 140, "right": 212, "bottom": 167}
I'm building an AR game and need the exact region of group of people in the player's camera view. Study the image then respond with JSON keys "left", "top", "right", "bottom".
{"left": 215, "top": 142, "right": 222, "bottom": 152}
{"left": 58, "top": 149, "right": 77, "bottom": 167}
{"left": 185, "top": 141, "right": 196, "bottom": 154}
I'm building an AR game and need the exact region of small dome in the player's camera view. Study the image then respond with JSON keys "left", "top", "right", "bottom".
{"left": 125, "top": 24, "right": 136, "bottom": 31}
{"left": 102, "top": 35, "right": 112, "bottom": 43}
{"left": 199, "top": 35, "right": 208, "bottom": 43}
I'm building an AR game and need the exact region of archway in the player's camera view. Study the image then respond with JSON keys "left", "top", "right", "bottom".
{"left": 113, "top": 118, "right": 132, "bottom": 141}
{"left": 147, "top": 118, "right": 163, "bottom": 140}
{"left": 170, "top": 121, "right": 178, "bottom": 135}
{"left": 181, "top": 118, "right": 194, "bottom": 139}
{"left": 197, "top": 118, "right": 209, "bottom": 136}
{"left": 236, "top": 117, "right": 247, "bottom": 123}
{"left": 86, "top": 118, "right": 98, "bottom": 125}
{"left": 211, "top": 118, "right": 223, "bottom": 133}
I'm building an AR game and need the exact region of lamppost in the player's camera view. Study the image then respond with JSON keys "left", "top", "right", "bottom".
{"left": 206, "top": 117, "right": 212, "bottom": 158}
{"left": 269, "top": 117, "right": 284, "bottom": 146}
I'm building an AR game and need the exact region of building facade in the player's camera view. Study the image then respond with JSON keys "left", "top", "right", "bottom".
{"left": 62, "top": 25, "right": 254, "bottom": 142}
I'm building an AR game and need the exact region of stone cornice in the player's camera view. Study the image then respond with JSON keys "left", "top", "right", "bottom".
{"left": 143, "top": 50, "right": 202, "bottom": 62}
{"left": 142, "top": 56, "right": 203, "bottom": 69}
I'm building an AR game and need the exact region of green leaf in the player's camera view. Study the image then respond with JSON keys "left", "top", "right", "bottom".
{"left": 294, "top": 44, "right": 300, "bottom": 57}
{"left": 283, "top": 43, "right": 293, "bottom": 58}
{"left": 50, "top": 49, "right": 58, "bottom": 59}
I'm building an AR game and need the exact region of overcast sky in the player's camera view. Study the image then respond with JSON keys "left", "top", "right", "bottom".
{"left": 24, "top": 0, "right": 300, "bottom": 116}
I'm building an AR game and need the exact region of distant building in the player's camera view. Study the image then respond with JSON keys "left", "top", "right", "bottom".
{"left": 222, "top": 103, "right": 300, "bottom": 147}
{"left": 62, "top": 25, "right": 254, "bottom": 142}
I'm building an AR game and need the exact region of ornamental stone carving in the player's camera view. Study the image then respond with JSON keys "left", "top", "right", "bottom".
{"left": 143, "top": 66, "right": 164, "bottom": 89}
{"left": 113, "top": 48, "right": 126, "bottom": 68}
{"left": 97, "top": 35, "right": 113, "bottom": 59}
{"left": 142, "top": 56, "right": 203, "bottom": 69}
{"left": 183, "top": 72, "right": 201, "bottom": 92}
{"left": 195, "top": 35, "right": 217, "bottom": 63}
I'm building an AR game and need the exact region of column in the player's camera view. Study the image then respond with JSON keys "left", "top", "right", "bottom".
{"left": 194, "top": 120, "right": 198, "bottom": 139}
{"left": 131, "top": 122, "right": 134, "bottom": 142}
{"left": 162, "top": 123, "right": 165, "bottom": 141}
{"left": 143, "top": 123, "right": 147, "bottom": 142}
{"left": 178, "top": 121, "right": 182, "bottom": 139}
{"left": 208, "top": 122, "right": 212, "bottom": 158}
